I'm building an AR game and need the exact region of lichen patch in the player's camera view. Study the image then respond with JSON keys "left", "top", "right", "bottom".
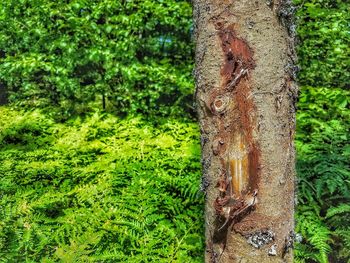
{"left": 246, "top": 230, "right": 275, "bottom": 249}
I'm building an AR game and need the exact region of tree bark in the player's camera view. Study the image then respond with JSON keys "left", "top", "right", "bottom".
{"left": 193, "top": 1, "right": 298, "bottom": 262}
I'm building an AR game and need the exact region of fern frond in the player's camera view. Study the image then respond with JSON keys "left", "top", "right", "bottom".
{"left": 297, "top": 207, "right": 332, "bottom": 263}
{"left": 326, "top": 204, "right": 350, "bottom": 219}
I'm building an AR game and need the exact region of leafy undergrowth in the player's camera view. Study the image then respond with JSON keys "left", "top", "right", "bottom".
{"left": 0, "top": 108, "right": 204, "bottom": 262}
{"left": 295, "top": 87, "right": 350, "bottom": 263}
{"left": 0, "top": 86, "right": 349, "bottom": 263}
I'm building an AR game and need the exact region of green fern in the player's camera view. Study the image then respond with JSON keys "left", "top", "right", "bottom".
{"left": 296, "top": 87, "right": 350, "bottom": 263}
{"left": 326, "top": 204, "right": 350, "bottom": 219}
{"left": 0, "top": 107, "right": 204, "bottom": 262}
{"left": 296, "top": 207, "right": 332, "bottom": 263}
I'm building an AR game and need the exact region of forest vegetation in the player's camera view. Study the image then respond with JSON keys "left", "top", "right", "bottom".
{"left": 0, "top": 0, "right": 349, "bottom": 262}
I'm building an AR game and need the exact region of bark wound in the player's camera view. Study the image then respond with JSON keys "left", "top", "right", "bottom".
{"left": 196, "top": 1, "right": 296, "bottom": 261}
{"left": 211, "top": 24, "right": 261, "bottom": 245}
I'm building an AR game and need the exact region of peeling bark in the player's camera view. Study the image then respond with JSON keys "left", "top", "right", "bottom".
{"left": 193, "top": 1, "right": 297, "bottom": 262}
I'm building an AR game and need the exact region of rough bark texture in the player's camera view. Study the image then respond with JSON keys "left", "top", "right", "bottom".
{"left": 193, "top": 1, "right": 298, "bottom": 262}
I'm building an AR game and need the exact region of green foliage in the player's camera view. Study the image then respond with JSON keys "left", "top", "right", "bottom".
{"left": 294, "top": 1, "right": 350, "bottom": 261}
{"left": 0, "top": 0, "right": 194, "bottom": 117}
{"left": 294, "top": 0, "right": 349, "bottom": 89}
{"left": 0, "top": 0, "right": 349, "bottom": 262}
{"left": 0, "top": 107, "right": 204, "bottom": 262}
{"left": 295, "top": 87, "right": 350, "bottom": 263}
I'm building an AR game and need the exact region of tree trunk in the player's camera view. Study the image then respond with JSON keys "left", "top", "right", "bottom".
{"left": 193, "top": 1, "right": 298, "bottom": 262}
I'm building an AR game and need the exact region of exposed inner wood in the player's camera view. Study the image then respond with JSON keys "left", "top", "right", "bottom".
{"left": 229, "top": 135, "right": 249, "bottom": 196}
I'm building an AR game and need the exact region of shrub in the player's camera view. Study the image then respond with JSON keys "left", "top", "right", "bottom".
{"left": 294, "top": 0, "right": 349, "bottom": 89}
{"left": 0, "top": 0, "right": 194, "bottom": 117}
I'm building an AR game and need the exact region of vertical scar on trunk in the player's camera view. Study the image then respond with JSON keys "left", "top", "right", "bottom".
{"left": 211, "top": 23, "right": 261, "bottom": 244}
{"left": 229, "top": 134, "right": 249, "bottom": 196}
